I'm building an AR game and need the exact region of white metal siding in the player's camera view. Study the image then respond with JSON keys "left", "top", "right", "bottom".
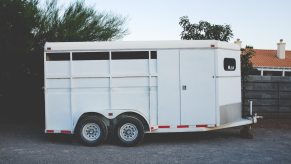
{"left": 46, "top": 61, "right": 70, "bottom": 77}
{"left": 215, "top": 49, "right": 242, "bottom": 125}
{"left": 45, "top": 40, "right": 240, "bottom": 52}
{"left": 111, "top": 60, "right": 148, "bottom": 75}
{"left": 45, "top": 51, "right": 158, "bottom": 131}
{"left": 46, "top": 89, "right": 71, "bottom": 130}
{"left": 180, "top": 49, "right": 216, "bottom": 125}
{"left": 72, "top": 60, "right": 110, "bottom": 76}
{"left": 157, "top": 50, "right": 181, "bottom": 125}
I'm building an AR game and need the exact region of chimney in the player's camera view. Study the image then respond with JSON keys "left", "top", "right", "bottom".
{"left": 234, "top": 38, "right": 242, "bottom": 48}
{"left": 277, "top": 39, "right": 286, "bottom": 59}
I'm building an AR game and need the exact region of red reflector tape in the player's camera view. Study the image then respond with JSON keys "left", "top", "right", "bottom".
{"left": 196, "top": 124, "right": 208, "bottom": 128}
{"left": 46, "top": 130, "right": 54, "bottom": 133}
{"left": 177, "top": 125, "right": 189, "bottom": 128}
{"left": 158, "top": 125, "right": 170, "bottom": 128}
{"left": 61, "top": 130, "right": 71, "bottom": 134}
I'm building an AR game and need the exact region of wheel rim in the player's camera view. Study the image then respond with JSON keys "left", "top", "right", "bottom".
{"left": 82, "top": 123, "right": 101, "bottom": 141}
{"left": 119, "top": 123, "right": 139, "bottom": 142}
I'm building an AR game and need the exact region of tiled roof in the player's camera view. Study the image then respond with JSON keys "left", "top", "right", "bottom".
{"left": 251, "top": 49, "right": 291, "bottom": 68}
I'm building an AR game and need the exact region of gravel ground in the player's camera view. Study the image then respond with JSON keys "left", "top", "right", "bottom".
{"left": 0, "top": 119, "right": 291, "bottom": 164}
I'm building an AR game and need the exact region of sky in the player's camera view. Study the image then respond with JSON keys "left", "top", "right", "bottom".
{"left": 43, "top": 0, "right": 291, "bottom": 50}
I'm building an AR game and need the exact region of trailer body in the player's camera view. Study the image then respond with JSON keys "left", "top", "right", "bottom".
{"left": 44, "top": 40, "right": 257, "bottom": 144}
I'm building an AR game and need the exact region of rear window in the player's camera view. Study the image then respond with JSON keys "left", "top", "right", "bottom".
{"left": 224, "top": 58, "right": 236, "bottom": 71}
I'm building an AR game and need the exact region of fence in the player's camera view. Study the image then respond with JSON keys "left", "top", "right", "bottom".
{"left": 243, "top": 75, "right": 291, "bottom": 118}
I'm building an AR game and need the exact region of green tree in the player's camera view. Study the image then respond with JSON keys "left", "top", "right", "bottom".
{"left": 241, "top": 46, "right": 255, "bottom": 82}
{"left": 240, "top": 46, "right": 255, "bottom": 114}
{"left": 0, "top": 0, "right": 39, "bottom": 122}
{"left": 33, "top": 0, "right": 127, "bottom": 50}
{"left": 179, "top": 16, "right": 233, "bottom": 41}
{"left": 0, "top": 0, "right": 38, "bottom": 80}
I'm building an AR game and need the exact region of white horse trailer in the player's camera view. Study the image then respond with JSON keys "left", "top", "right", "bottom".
{"left": 44, "top": 40, "right": 259, "bottom": 146}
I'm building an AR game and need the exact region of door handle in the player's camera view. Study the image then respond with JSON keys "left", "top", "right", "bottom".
{"left": 182, "top": 85, "right": 187, "bottom": 90}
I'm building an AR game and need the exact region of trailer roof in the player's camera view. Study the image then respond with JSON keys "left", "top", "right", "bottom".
{"left": 45, "top": 40, "right": 240, "bottom": 52}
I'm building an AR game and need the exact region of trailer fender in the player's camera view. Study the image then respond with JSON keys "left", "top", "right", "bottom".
{"left": 74, "top": 112, "right": 109, "bottom": 133}
{"left": 114, "top": 111, "right": 150, "bottom": 132}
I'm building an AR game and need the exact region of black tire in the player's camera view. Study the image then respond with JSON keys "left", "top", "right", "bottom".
{"left": 240, "top": 125, "right": 254, "bottom": 139}
{"left": 77, "top": 116, "right": 108, "bottom": 146}
{"left": 115, "top": 116, "right": 145, "bottom": 147}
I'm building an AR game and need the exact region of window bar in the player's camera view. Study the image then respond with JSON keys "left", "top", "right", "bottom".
{"left": 69, "top": 52, "right": 74, "bottom": 127}
{"left": 148, "top": 51, "right": 152, "bottom": 126}
{"left": 109, "top": 51, "right": 112, "bottom": 110}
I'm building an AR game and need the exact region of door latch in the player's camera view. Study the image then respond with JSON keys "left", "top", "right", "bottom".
{"left": 182, "top": 85, "right": 187, "bottom": 90}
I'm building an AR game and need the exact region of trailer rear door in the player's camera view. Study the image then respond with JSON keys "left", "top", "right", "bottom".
{"left": 180, "top": 49, "right": 216, "bottom": 125}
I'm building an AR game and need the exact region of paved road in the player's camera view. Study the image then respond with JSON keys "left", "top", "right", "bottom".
{"left": 0, "top": 119, "right": 291, "bottom": 164}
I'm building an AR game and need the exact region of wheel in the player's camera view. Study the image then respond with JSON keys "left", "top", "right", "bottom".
{"left": 240, "top": 125, "right": 254, "bottom": 139}
{"left": 77, "top": 116, "right": 108, "bottom": 146}
{"left": 115, "top": 116, "right": 145, "bottom": 147}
